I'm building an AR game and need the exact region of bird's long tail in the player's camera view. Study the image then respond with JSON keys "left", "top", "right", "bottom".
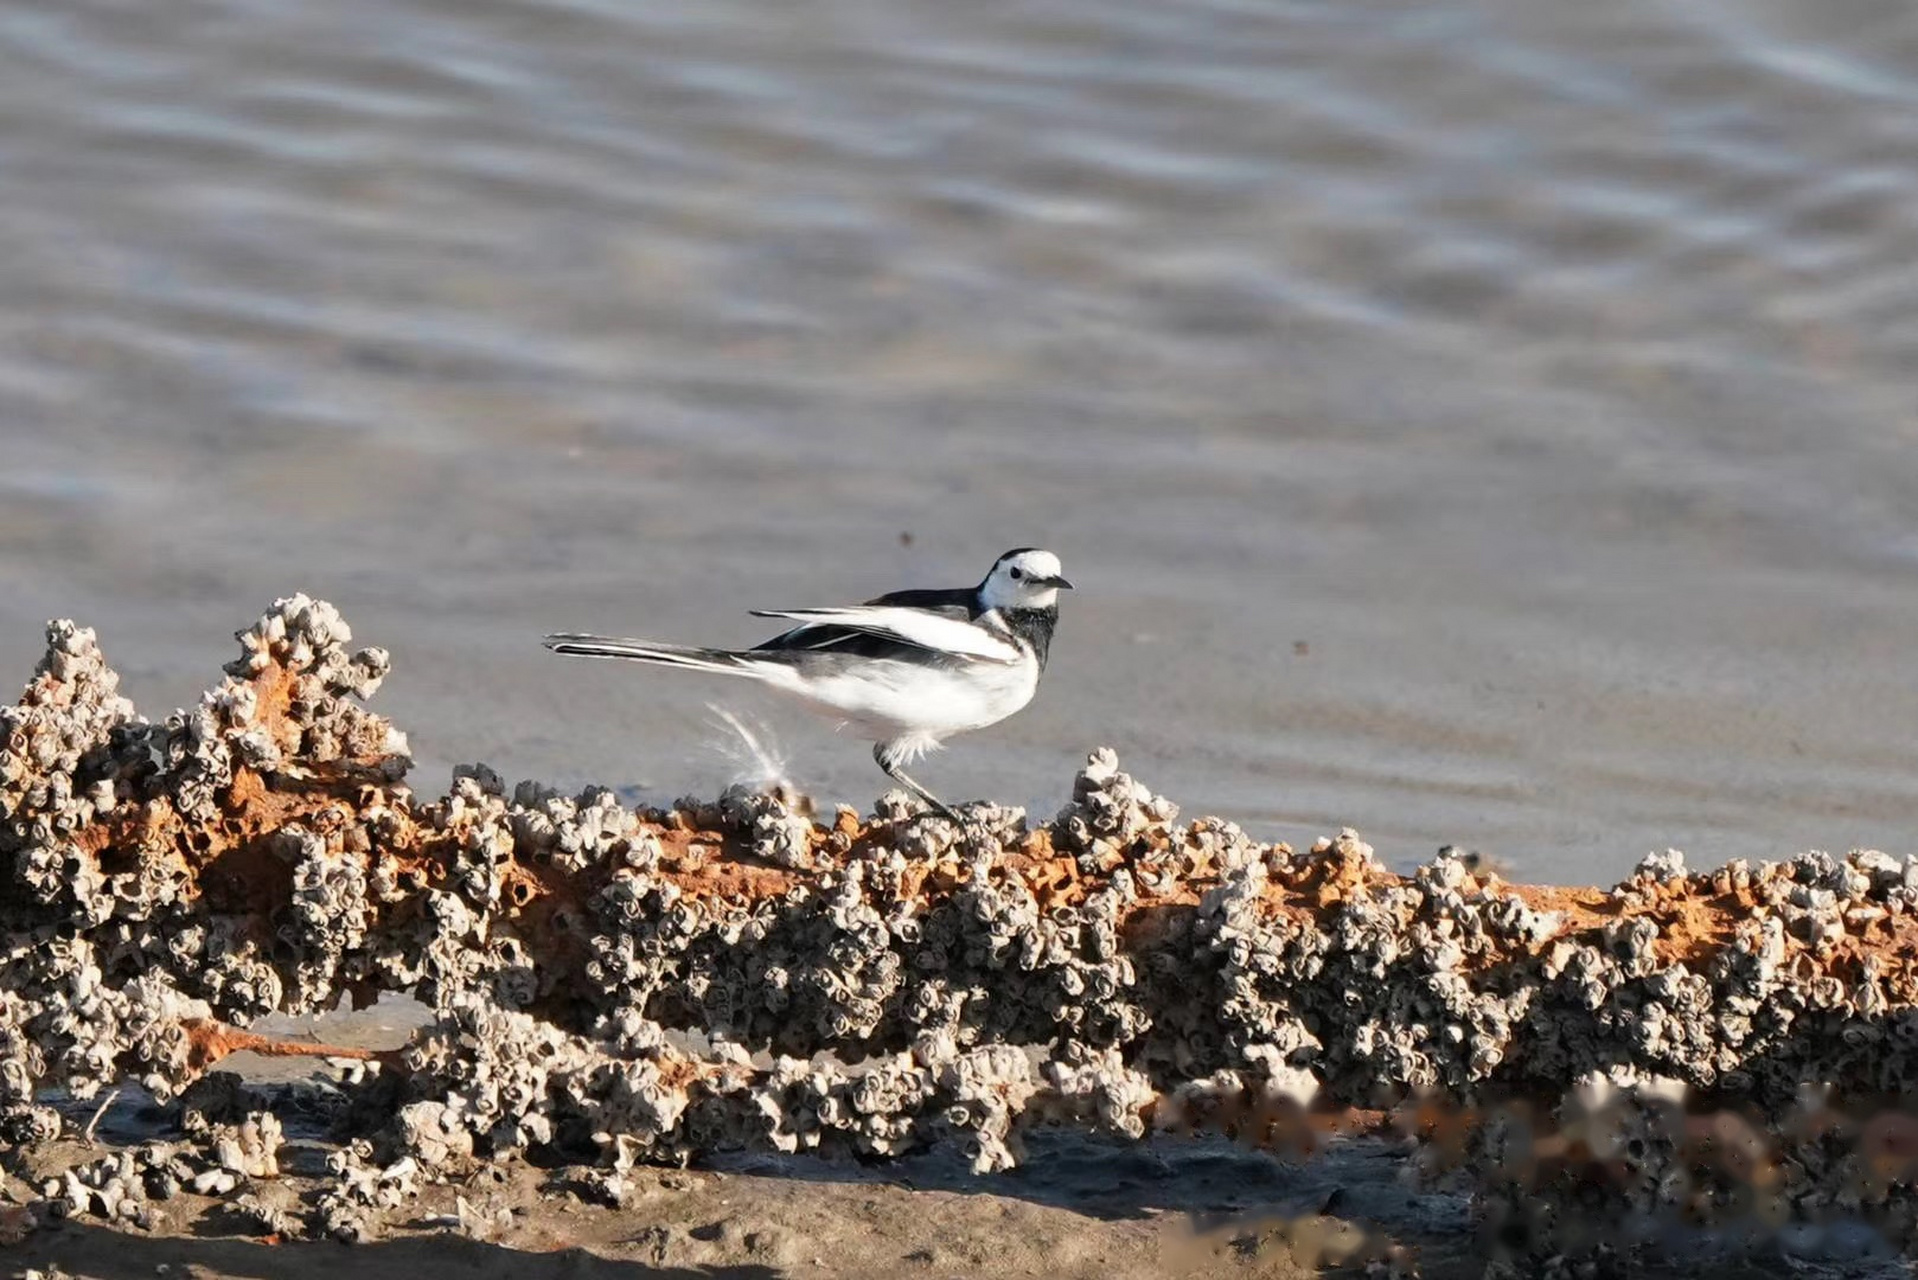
{"left": 543, "top": 633, "right": 765, "bottom": 678}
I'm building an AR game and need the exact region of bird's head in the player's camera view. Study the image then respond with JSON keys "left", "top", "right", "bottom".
{"left": 979, "top": 548, "right": 1073, "bottom": 611}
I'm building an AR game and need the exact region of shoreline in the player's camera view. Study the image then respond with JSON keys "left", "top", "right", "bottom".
{"left": 5, "top": 595, "right": 1918, "bottom": 1276}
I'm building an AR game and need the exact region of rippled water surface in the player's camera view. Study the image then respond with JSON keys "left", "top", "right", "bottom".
{"left": 6, "top": 0, "right": 1918, "bottom": 879}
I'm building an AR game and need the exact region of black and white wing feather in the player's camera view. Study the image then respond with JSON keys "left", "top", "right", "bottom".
{"left": 749, "top": 605, "right": 1021, "bottom": 664}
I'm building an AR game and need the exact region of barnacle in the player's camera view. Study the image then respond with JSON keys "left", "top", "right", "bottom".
{"left": 6, "top": 599, "right": 1918, "bottom": 1263}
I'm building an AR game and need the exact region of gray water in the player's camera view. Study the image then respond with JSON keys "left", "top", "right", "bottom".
{"left": 6, "top": 0, "right": 1918, "bottom": 881}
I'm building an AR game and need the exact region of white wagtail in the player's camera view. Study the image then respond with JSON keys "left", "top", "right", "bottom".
{"left": 545, "top": 548, "right": 1073, "bottom": 818}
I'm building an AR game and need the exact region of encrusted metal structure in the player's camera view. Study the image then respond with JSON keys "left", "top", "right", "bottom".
{"left": 5, "top": 597, "right": 1918, "bottom": 1260}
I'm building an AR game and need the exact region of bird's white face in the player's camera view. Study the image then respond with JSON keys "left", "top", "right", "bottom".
{"left": 979, "top": 548, "right": 1073, "bottom": 612}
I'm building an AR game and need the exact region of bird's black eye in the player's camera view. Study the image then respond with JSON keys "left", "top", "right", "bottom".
{"left": 1010, "top": 567, "right": 1024, "bottom": 580}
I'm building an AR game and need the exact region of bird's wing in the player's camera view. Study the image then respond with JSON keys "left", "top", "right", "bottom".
{"left": 749, "top": 605, "right": 1021, "bottom": 664}
{"left": 861, "top": 587, "right": 977, "bottom": 611}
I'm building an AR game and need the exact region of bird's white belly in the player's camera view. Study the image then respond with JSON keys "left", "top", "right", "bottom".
{"left": 784, "top": 657, "right": 1040, "bottom": 743}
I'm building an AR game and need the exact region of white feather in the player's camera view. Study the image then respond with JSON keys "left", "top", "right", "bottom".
{"left": 780, "top": 648, "right": 1041, "bottom": 745}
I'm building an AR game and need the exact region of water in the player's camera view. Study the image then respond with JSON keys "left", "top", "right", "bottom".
{"left": 5, "top": 0, "right": 1918, "bottom": 881}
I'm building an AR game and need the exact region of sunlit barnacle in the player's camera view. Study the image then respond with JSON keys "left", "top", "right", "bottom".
{"left": 5, "top": 599, "right": 1918, "bottom": 1270}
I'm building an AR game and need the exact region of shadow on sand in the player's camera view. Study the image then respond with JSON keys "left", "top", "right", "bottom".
{"left": 10, "top": 1220, "right": 782, "bottom": 1280}
{"left": 702, "top": 1128, "right": 1467, "bottom": 1238}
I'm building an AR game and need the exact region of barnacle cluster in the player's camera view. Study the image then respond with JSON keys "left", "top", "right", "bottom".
{"left": 38, "top": 1107, "right": 284, "bottom": 1230}
{"left": 4, "top": 596, "right": 1918, "bottom": 1267}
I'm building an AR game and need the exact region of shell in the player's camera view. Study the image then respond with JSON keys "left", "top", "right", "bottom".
{"left": 8, "top": 600, "right": 1918, "bottom": 1264}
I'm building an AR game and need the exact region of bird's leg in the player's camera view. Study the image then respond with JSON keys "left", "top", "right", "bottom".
{"left": 873, "top": 743, "right": 959, "bottom": 821}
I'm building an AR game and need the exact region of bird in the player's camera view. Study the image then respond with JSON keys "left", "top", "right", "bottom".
{"left": 544, "top": 548, "right": 1073, "bottom": 819}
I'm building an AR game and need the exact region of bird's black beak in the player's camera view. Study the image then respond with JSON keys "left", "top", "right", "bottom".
{"left": 1038, "top": 574, "right": 1074, "bottom": 590}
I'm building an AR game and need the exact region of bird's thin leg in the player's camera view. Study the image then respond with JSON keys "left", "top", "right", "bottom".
{"left": 873, "top": 743, "right": 959, "bottom": 821}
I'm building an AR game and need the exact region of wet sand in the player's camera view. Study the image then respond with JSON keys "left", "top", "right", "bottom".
{"left": 3, "top": 1116, "right": 1866, "bottom": 1280}
{"left": 4, "top": 1117, "right": 1444, "bottom": 1280}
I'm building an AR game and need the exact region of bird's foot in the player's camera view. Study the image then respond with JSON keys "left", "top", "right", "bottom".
{"left": 873, "top": 746, "right": 963, "bottom": 825}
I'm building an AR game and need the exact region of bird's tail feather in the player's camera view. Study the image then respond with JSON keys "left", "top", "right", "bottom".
{"left": 543, "top": 633, "right": 760, "bottom": 677}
